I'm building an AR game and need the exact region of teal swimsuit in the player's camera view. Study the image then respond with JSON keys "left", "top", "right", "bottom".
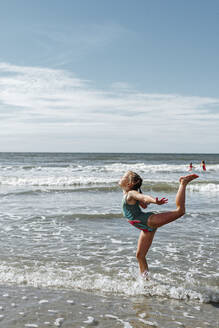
{"left": 122, "top": 196, "right": 156, "bottom": 232}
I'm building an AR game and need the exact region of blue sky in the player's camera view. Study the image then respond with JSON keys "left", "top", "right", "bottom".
{"left": 0, "top": 0, "right": 219, "bottom": 153}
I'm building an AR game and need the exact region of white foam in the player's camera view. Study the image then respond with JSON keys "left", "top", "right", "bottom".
{"left": 48, "top": 310, "right": 58, "bottom": 313}
{"left": 83, "top": 316, "right": 97, "bottom": 324}
{"left": 38, "top": 299, "right": 49, "bottom": 304}
{"left": 104, "top": 163, "right": 189, "bottom": 174}
{"left": 105, "top": 314, "right": 133, "bottom": 327}
{"left": 110, "top": 238, "right": 123, "bottom": 244}
{"left": 22, "top": 296, "right": 28, "bottom": 300}
{"left": 183, "top": 312, "right": 195, "bottom": 318}
{"left": 165, "top": 244, "right": 178, "bottom": 253}
{"left": 0, "top": 161, "right": 219, "bottom": 196}
{"left": 1, "top": 162, "right": 219, "bottom": 173}
{"left": 139, "top": 319, "right": 158, "bottom": 326}
{"left": 0, "top": 175, "right": 116, "bottom": 186}
{"left": 0, "top": 262, "right": 218, "bottom": 303}
{"left": 54, "top": 318, "right": 64, "bottom": 326}
{"left": 189, "top": 183, "right": 219, "bottom": 193}
{"left": 174, "top": 322, "right": 184, "bottom": 326}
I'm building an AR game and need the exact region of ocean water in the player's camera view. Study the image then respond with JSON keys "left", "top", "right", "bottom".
{"left": 0, "top": 152, "right": 218, "bottom": 328}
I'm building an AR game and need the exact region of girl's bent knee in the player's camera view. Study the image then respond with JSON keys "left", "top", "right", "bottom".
{"left": 177, "top": 207, "right": 185, "bottom": 217}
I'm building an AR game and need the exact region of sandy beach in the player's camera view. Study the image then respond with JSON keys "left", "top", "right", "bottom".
{"left": 0, "top": 284, "right": 218, "bottom": 328}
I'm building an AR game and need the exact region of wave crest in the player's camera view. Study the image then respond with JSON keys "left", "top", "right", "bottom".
{"left": 0, "top": 262, "right": 218, "bottom": 303}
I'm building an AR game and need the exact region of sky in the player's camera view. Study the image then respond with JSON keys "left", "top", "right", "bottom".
{"left": 0, "top": 0, "right": 219, "bottom": 153}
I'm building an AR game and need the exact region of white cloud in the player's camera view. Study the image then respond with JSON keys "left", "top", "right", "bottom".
{"left": 0, "top": 62, "right": 219, "bottom": 152}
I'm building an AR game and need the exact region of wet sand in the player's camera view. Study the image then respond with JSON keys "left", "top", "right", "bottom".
{"left": 0, "top": 284, "right": 218, "bottom": 328}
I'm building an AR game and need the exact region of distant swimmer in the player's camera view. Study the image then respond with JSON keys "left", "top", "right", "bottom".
{"left": 188, "top": 162, "right": 193, "bottom": 171}
{"left": 201, "top": 160, "right": 206, "bottom": 171}
{"left": 119, "top": 171, "right": 199, "bottom": 280}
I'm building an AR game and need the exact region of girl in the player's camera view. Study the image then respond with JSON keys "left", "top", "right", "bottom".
{"left": 201, "top": 160, "right": 206, "bottom": 171}
{"left": 119, "top": 171, "right": 199, "bottom": 279}
{"left": 188, "top": 162, "right": 193, "bottom": 171}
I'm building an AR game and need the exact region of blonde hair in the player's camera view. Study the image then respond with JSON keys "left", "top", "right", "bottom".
{"left": 127, "top": 171, "right": 143, "bottom": 193}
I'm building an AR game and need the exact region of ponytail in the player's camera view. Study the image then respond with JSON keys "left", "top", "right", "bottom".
{"left": 131, "top": 180, "right": 142, "bottom": 193}
{"left": 128, "top": 171, "right": 143, "bottom": 193}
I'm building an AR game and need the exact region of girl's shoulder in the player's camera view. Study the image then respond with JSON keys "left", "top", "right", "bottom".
{"left": 126, "top": 190, "right": 140, "bottom": 205}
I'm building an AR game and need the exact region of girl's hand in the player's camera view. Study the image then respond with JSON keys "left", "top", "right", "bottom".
{"left": 139, "top": 201, "right": 148, "bottom": 209}
{"left": 155, "top": 197, "right": 168, "bottom": 205}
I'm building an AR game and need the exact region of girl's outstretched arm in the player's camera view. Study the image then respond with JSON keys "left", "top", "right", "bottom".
{"left": 127, "top": 190, "right": 168, "bottom": 206}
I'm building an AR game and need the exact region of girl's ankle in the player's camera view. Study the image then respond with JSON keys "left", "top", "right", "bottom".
{"left": 141, "top": 270, "right": 150, "bottom": 280}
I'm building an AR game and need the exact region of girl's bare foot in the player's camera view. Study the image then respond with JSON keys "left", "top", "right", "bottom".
{"left": 179, "top": 174, "right": 199, "bottom": 185}
{"left": 142, "top": 270, "right": 150, "bottom": 281}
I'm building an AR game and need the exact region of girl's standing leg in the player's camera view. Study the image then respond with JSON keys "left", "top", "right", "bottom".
{"left": 136, "top": 230, "right": 156, "bottom": 274}
{"left": 148, "top": 174, "right": 198, "bottom": 229}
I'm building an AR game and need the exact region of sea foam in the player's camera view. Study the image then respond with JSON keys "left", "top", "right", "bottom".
{"left": 0, "top": 263, "right": 218, "bottom": 303}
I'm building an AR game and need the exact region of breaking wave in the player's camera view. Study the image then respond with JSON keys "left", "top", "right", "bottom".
{"left": 1, "top": 177, "right": 219, "bottom": 194}
{"left": 0, "top": 262, "right": 218, "bottom": 303}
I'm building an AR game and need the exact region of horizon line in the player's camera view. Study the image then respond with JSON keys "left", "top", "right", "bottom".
{"left": 0, "top": 151, "right": 218, "bottom": 155}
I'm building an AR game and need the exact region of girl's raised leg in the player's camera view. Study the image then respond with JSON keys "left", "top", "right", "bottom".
{"left": 147, "top": 174, "right": 198, "bottom": 229}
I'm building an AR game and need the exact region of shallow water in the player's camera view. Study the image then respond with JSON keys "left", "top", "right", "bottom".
{"left": 0, "top": 285, "right": 218, "bottom": 327}
{"left": 0, "top": 152, "right": 218, "bottom": 327}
